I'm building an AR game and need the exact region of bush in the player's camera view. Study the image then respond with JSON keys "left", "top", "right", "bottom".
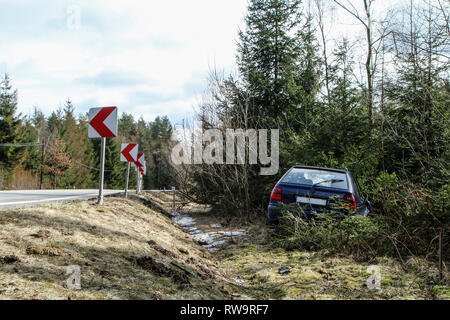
{"left": 272, "top": 207, "right": 391, "bottom": 261}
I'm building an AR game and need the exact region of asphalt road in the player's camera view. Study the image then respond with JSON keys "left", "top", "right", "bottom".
{"left": 0, "top": 189, "right": 123, "bottom": 208}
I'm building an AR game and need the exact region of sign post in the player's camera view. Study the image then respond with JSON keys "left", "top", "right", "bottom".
{"left": 98, "top": 137, "right": 106, "bottom": 204}
{"left": 120, "top": 143, "right": 138, "bottom": 198}
{"left": 132, "top": 152, "right": 145, "bottom": 194}
{"left": 88, "top": 106, "right": 118, "bottom": 205}
{"left": 124, "top": 162, "right": 130, "bottom": 198}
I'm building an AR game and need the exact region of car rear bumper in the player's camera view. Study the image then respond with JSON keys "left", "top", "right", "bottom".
{"left": 267, "top": 203, "right": 282, "bottom": 222}
{"left": 267, "top": 202, "right": 369, "bottom": 222}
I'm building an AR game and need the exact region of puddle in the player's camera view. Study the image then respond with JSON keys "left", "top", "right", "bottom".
{"left": 232, "top": 278, "right": 245, "bottom": 284}
{"left": 172, "top": 214, "right": 196, "bottom": 227}
{"left": 171, "top": 212, "right": 247, "bottom": 252}
{"left": 220, "top": 231, "right": 246, "bottom": 237}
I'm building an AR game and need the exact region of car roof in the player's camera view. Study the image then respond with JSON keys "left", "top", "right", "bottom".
{"left": 292, "top": 164, "right": 349, "bottom": 174}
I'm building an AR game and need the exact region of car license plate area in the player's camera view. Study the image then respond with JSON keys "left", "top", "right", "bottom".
{"left": 296, "top": 196, "right": 327, "bottom": 206}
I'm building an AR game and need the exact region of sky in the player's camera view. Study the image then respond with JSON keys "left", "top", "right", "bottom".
{"left": 0, "top": 0, "right": 403, "bottom": 127}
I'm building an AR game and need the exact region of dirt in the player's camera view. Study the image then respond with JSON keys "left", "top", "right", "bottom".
{"left": 147, "top": 241, "right": 177, "bottom": 258}
{"left": 133, "top": 256, "right": 191, "bottom": 287}
{"left": 0, "top": 255, "right": 20, "bottom": 264}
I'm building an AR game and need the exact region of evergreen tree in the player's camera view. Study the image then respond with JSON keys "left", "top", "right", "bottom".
{"left": 145, "top": 116, "right": 173, "bottom": 189}
{"left": 21, "top": 116, "right": 42, "bottom": 174}
{"left": 0, "top": 74, "right": 25, "bottom": 186}
{"left": 47, "top": 108, "right": 64, "bottom": 136}
{"left": 60, "top": 100, "right": 92, "bottom": 188}
{"left": 238, "top": 0, "right": 304, "bottom": 125}
{"left": 318, "top": 38, "right": 366, "bottom": 159}
{"left": 118, "top": 113, "right": 137, "bottom": 139}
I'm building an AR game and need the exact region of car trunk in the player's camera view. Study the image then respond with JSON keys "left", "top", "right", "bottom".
{"left": 278, "top": 182, "right": 351, "bottom": 215}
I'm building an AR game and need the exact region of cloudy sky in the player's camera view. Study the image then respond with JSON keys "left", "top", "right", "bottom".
{"left": 0, "top": 0, "right": 402, "bottom": 126}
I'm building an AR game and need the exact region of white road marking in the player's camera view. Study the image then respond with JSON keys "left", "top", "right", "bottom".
{"left": 0, "top": 195, "right": 94, "bottom": 206}
{"left": 0, "top": 191, "right": 121, "bottom": 207}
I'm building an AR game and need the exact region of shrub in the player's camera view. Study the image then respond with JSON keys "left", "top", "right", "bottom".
{"left": 272, "top": 206, "right": 391, "bottom": 261}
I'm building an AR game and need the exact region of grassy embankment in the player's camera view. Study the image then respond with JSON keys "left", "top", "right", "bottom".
{"left": 0, "top": 192, "right": 448, "bottom": 300}
{"left": 0, "top": 194, "right": 240, "bottom": 299}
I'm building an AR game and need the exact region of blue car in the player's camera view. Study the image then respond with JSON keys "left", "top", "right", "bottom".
{"left": 267, "top": 165, "right": 370, "bottom": 222}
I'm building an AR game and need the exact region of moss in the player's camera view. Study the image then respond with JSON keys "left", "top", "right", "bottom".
{"left": 25, "top": 245, "right": 63, "bottom": 257}
{"left": 432, "top": 285, "right": 450, "bottom": 298}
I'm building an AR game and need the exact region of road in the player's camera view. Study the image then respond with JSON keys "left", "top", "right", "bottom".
{"left": 0, "top": 189, "right": 123, "bottom": 208}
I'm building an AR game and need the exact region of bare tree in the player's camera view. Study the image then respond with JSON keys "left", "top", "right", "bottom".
{"left": 313, "top": 0, "right": 335, "bottom": 106}
{"left": 334, "top": 0, "right": 375, "bottom": 128}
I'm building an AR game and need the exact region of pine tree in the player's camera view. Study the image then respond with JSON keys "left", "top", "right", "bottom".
{"left": 324, "top": 38, "right": 366, "bottom": 158}
{"left": 60, "top": 100, "right": 92, "bottom": 188}
{"left": 0, "top": 74, "right": 25, "bottom": 187}
{"left": 384, "top": 0, "right": 449, "bottom": 186}
{"left": 238, "top": 0, "right": 304, "bottom": 125}
{"left": 118, "top": 113, "right": 137, "bottom": 139}
{"left": 146, "top": 116, "right": 173, "bottom": 188}
{"left": 21, "top": 116, "right": 42, "bottom": 174}
{"left": 47, "top": 108, "right": 64, "bottom": 136}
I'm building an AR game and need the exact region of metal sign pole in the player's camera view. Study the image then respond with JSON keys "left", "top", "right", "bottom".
{"left": 124, "top": 162, "right": 130, "bottom": 198}
{"left": 98, "top": 137, "right": 106, "bottom": 205}
{"left": 136, "top": 167, "right": 140, "bottom": 194}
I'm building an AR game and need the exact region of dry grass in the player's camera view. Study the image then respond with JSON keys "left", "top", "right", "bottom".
{"left": 0, "top": 196, "right": 239, "bottom": 300}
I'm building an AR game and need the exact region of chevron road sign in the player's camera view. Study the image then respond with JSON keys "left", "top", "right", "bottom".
{"left": 88, "top": 106, "right": 118, "bottom": 205}
{"left": 121, "top": 143, "right": 138, "bottom": 198}
{"left": 88, "top": 107, "right": 118, "bottom": 138}
{"left": 120, "top": 143, "right": 138, "bottom": 162}
{"left": 132, "top": 153, "right": 145, "bottom": 193}
{"left": 132, "top": 153, "right": 144, "bottom": 168}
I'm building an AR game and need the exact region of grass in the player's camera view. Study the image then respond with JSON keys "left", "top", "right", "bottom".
{"left": 0, "top": 195, "right": 239, "bottom": 300}
{"left": 0, "top": 192, "right": 447, "bottom": 300}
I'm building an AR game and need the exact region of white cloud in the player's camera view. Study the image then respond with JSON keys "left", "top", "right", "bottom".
{"left": 1, "top": 0, "right": 247, "bottom": 122}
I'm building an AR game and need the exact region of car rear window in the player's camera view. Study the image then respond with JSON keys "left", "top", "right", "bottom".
{"left": 281, "top": 168, "right": 348, "bottom": 190}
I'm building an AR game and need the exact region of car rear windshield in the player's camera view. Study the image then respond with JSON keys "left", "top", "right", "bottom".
{"left": 281, "top": 168, "right": 348, "bottom": 190}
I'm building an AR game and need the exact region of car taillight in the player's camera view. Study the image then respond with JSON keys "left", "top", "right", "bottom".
{"left": 343, "top": 195, "right": 357, "bottom": 210}
{"left": 270, "top": 187, "right": 282, "bottom": 201}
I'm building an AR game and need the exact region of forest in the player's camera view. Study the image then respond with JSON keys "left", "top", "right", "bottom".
{"left": 0, "top": 85, "right": 174, "bottom": 191}
{"left": 0, "top": 0, "right": 449, "bottom": 266}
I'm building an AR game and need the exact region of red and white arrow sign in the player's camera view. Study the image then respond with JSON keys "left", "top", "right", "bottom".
{"left": 88, "top": 107, "right": 118, "bottom": 138}
{"left": 120, "top": 143, "right": 138, "bottom": 162}
{"left": 132, "top": 153, "right": 144, "bottom": 168}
